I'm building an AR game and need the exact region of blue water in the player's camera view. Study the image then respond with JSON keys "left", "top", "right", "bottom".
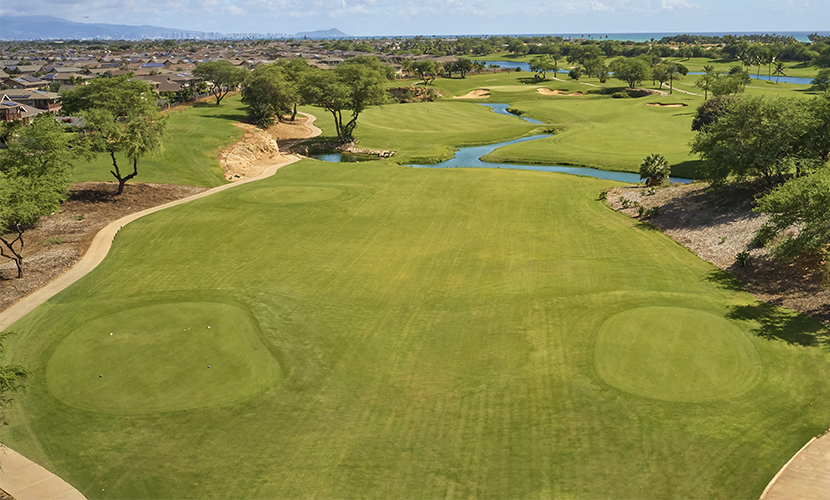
{"left": 308, "top": 152, "right": 376, "bottom": 162}
{"left": 688, "top": 71, "right": 813, "bottom": 86}
{"left": 478, "top": 103, "right": 545, "bottom": 124}
{"left": 408, "top": 135, "right": 692, "bottom": 184}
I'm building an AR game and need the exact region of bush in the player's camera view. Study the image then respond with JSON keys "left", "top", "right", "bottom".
{"left": 598, "top": 190, "right": 608, "bottom": 201}
{"left": 611, "top": 92, "right": 630, "bottom": 99}
{"left": 736, "top": 251, "right": 753, "bottom": 267}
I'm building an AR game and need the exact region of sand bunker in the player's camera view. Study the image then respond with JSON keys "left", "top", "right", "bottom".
{"left": 454, "top": 89, "right": 490, "bottom": 99}
{"left": 646, "top": 103, "right": 688, "bottom": 108}
{"left": 536, "top": 88, "right": 583, "bottom": 96}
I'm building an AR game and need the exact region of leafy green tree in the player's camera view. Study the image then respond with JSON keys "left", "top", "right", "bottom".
{"left": 299, "top": 62, "right": 388, "bottom": 143}
{"left": 0, "top": 114, "right": 80, "bottom": 277}
{"left": 192, "top": 60, "right": 248, "bottom": 105}
{"left": 567, "top": 67, "right": 582, "bottom": 81}
{"left": 652, "top": 63, "right": 669, "bottom": 90}
{"left": 710, "top": 74, "right": 743, "bottom": 96}
{"left": 812, "top": 68, "right": 830, "bottom": 92}
{"left": 753, "top": 166, "right": 830, "bottom": 262}
{"left": 690, "top": 96, "right": 816, "bottom": 184}
{"left": 529, "top": 56, "right": 557, "bottom": 80}
{"left": 274, "top": 57, "right": 313, "bottom": 121}
{"left": 411, "top": 60, "right": 441, "bottom": 86}
{"left": 61, "top": 76, "right": 167, "bottom": 195}
{"left": 639, "top": 153, "right": 671, "bottom": 187}
{"left": 242, "top": 64, "right": 293, "bottom": 128}
{"left": 691, "top": 95, "right": 735, "bottom": 131}
{"left": 610, "top": 58, "right": 651, "bottom": 88}
{"left": 455, "top": 58, "right": 474, "bottom": 78}
{"left": 583, "top": 58, "right": 608, "bottom": 82}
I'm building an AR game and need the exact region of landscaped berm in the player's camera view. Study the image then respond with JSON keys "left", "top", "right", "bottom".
{"left": 4, "top": 157, "right": 830, "bottom": 499}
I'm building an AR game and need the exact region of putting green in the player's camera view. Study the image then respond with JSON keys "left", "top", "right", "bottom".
{"left": 46, "top": 302, "right": 281, "bottom": 413}
{"left": 237, "top": 186, "right": 343, "bottom": 204}
{"left": 594, "top": 306, "right": 761, "bottom": 402}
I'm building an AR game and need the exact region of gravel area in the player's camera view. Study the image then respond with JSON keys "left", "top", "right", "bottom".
{"left": 606, "top": 182, "right": 829, "bottom": 326}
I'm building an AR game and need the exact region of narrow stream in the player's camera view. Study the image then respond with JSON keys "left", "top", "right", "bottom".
{"left": 408, "top": 135, "right": 692, "bottom": 184}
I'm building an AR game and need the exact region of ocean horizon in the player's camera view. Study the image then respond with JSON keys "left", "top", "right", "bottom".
{"left": 351, "top": 31, "right": 830, "bottom": 43}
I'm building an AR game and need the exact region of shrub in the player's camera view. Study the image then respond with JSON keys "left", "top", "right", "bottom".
{"left": 611, "top": 92, "right": 630, "bottom": 99}
{"left": 736, "top": 251, "right": 753, "bottom": 267}
{"left": 598, "top": 190, "right": 608, "bottom": 201}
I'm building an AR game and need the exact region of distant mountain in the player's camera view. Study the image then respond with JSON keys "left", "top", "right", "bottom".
{"left": 0, "top": 15, "right": 224, "bottom": 41}
{"left": 294, "top": 28, "right": 351, "bottom": 39}
{"left": 0, "top": 15, "right": 318, "bottom": 41}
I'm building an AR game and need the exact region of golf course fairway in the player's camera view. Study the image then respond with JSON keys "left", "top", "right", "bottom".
{"left": 3, "top": 158, "right": 830, "bottom": 499}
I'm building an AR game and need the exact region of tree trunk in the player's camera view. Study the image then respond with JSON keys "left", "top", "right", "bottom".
{"left": 291, "top": 102, "right": 298, "bottom": 121}
{"left": 0, "top": 227, "right": 25, "bottom": 278}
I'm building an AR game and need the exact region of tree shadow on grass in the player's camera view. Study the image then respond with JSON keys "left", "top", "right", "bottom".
{"left": 726, "top": 301, "right": 829, "bottom": 348}
{"left": 706, "top": 268, "right": 746, "bottom": 293}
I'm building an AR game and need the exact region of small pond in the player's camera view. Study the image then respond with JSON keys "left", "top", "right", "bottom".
{"left": 308, "top": 152, "right": 378, "bottom": 163}
{"left": 478, "top": 103, "right": 545, "bottom": 124}
{"left": 688, "top": 72, "right": 813, "bottom": 86}
{"left": 409, "top": 135, "right": 692, "bottom": 184}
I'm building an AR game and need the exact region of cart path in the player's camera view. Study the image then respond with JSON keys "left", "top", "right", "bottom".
{"left": 0, "top": 113, "right": 320, "bottom": 500}
{"left": 760, "top": 431, "right": 830, "bottom": 500}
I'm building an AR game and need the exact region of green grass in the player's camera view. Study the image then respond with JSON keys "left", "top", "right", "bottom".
{"left": 70, "top": 95, "right": 246, "bottom": 187}
{"left": 5, "top": 160, "right": 830, "bottom": 499}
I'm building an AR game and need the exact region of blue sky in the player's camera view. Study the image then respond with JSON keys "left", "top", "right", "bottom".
{"left": 2, "top": 0, "right": 828, "bottom": 36}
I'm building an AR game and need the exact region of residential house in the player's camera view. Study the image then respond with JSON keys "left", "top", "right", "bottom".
{"left": 3, "top": 90, "right": 62, "bottom": 113}
{"left": 3, "top": 76, "right": 46, "bottom": 90}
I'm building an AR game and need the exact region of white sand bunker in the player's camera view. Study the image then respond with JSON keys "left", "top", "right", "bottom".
{"left": 536, "top": 88, "right": 583, "bottom": 96}
{"left": 646, "top": 103, "right": 688, "bottom": 108}
{"left": 454, "top": 89, "right": 490, "bottom": 99}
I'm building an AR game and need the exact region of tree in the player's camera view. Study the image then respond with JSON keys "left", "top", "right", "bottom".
{"left": 242, "top": 64, "right": 293, "bottom": 128}
{"left": 0, "top": 114, "right": 80, "bottom": 278}
{"left": 811, "top": 68, "right": 830, "bottom": 92}
{"left": 665, "top": 63, "right": 687, "bottom": 94}
{"left": 610, "top": 58, "right": 651, "bottom": 88}
{"left": 639, "top": 154, "right": 671, "bottom": 187}
{"left": 529, "top": 56, "right": 557, "bottom": 80}
{"left": 753, "top": 165, "right": 830, "bottom": 263}
{"left": 274, "top": 57, "right": 312, "bottom": 120}
{"left": 455, "top": 58, "right": 474, "bottom": 78}
{"left": 773, "top": 61, "right": 787, "bottom": 83}
{"left": 568, "top": 67, "right": 582, "bottom": 81}
{"left": 192, "top": 60, "right": 248, "bottom": 106}
{"left": 690, "top": 96, "right": 816, "bottom": 184}
{"left": 691, "top": 95, "right": 735, "bottom": 131}
{"left": 300, "top": 62, "right": 388, "bottom": 143}
{"left": 60, "top": 76, "right": 167, "bottom": 195}
{"left": 411, "top": 60, "right": 441, "bottom": 86}
{"left": 583, "top": 58, "right": 608, "bottom": 82}
{"left": 652, "top": 63, "right": 669, "bottom": 90}
{"left": 694, "top": 65, "right": 719, "bottom": 99}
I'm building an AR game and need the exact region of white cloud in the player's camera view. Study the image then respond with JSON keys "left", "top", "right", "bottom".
{"left": 227, "top": 4, "right": 246, "bottom": 15}
{"left": 661, "top": 0, "right": 698, "bottom": 10}
{"left": 589, "top": 1, "right": 614, "bottom": 11}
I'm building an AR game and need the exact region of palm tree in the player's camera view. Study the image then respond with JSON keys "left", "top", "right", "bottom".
{"left": 666, "top": 63, "right": 683, "bottom": 95}
{"left": 773, "top": 62, "right": 787, "bottom": 84}
{"left": 639, "top": 153, "right": 671, "bottom": 187}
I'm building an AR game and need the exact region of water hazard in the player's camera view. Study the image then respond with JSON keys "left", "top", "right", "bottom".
{"left": 477, "top": 103, "right": 545, "bottom": 124}
{"left": 408, "top": 135, "right": 692, "bottom": 184}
